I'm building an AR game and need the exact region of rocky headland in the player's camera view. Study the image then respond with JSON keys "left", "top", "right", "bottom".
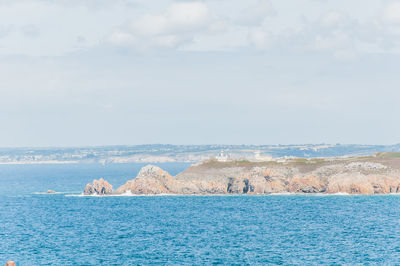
{"left": 83, "top": 153, "right": 400, "bottom": 195}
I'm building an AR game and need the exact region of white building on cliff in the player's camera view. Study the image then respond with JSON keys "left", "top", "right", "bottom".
{"left": 216, "top": 150, "right": 229, "bottom": 162}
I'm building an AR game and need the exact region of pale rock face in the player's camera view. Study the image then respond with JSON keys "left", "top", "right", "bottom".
{"left": 233, "top": 168, "right": 287, "bottom": 194}
{"left": 327, "top": 173, "right": 375, "bottom": 194}
{"left": 194, "top": 180, "right": 227, "bottom": 194}
{"left": 326, "top": 174, "right": 400, "bottom": 194}
{"left": 288, "top": 175, "right": 327, "bottom": 193}
{"left": 84, "top": 178, "right": 113, "bottom": 195}
{"left": 116, "top": 165, "right": 181, "bottom": 194}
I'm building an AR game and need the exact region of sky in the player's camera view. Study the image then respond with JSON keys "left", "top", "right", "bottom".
{"left": 0, "top": 0, "right": 400, "bottom": 146}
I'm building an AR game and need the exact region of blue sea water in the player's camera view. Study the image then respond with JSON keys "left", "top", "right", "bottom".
{"left": 2, "top": 163, "right": 400, "bottom": 265}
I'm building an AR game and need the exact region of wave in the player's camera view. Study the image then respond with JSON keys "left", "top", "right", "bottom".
{"left": 65, "top": 191, "right": 191, "bottom": 197}
{"left": 33, "top": 191, "right": 81, "bottom": 195}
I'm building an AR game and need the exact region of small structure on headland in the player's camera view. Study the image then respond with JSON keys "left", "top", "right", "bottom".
{"left": 216, "top": 150, "right": 229, "bottom": 162}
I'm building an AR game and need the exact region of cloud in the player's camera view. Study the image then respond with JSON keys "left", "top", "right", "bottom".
{"left": 0, "top": 24, "right": 13, "bottom": 38}
{"left": 0, "top": 0, "right": 142, "bottom": 8}
{"left": 248, "top": 28, "right": 274, "bottom": 49}
{"left": 21, "top": 24, "right": 40, "bottom": 38}
{"left": 383, "top": 1, "right": 400, "bottom": 24}
{"left": 315, "top": 30, "right": 352, "bottom": 51}
{"left": 107, "top": 1, "right": 210, "bottom": 49}
{"left": 235, "top": 0, "right": 275, "bottom": 26}
{"left": 1, "top": 0, "right": 400, "bottom": 58}
{"left": 320, "top": 11, "right": 349, "bottom": 28}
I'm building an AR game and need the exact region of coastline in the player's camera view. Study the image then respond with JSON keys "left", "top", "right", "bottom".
{"left": 83, "top": 153, "right": 400, "bottom": 196}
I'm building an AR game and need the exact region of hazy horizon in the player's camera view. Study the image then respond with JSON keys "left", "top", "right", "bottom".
{"left": 0, "top": 142, "right": 399, "bottom": 149}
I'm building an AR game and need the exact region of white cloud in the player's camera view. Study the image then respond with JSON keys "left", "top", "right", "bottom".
{"left": 383, "top": 2, "right": 400, "bottom": 24}
{"left": 315, "top": 30, "right": 352, "bottom": 51}
{"left": 320, "top": 11, "right": 349, "bottom": 28}
{"left": 107, "top": 0, "right": 277, "bottom": 51}
{"left": 236, "top": 0, "right": 275, "bottom": 26}
{"left": 0, "top": 0, "right": 399, "bottom": 57}
{"left": 107, "top": 2, "right": 210, "bottom": 49}
{"left": 0, "top": 24, "right": 13, "bottom": 38}
{"left": 164, "top": 2, "right": 209, "bottom": 31}
{"left": 108, "top": 30, "right": 137, "bottom": 45}
{"left": 248, "top": 28, "right": 273, "bottom": 49}
{"left": 0, "top": 0, "right": 142, "bottom": 8}
{"left": 21, "top": 24, "right": 40, "bottom": 38}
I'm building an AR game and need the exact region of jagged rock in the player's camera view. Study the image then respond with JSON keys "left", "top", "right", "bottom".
{"left": 84, "top": 178, "right": 113, "bottom": 195}
{"left": 288, "top": 175, "right": 327, "bottom": 193}
{"left": 6, "top": 261, "right": 16, "bottom": 266}
{"left": 116, "top": 165, "right": 180, "bottom": 194}
{"left": 326, "top": 173, "right": 374, "bottom": 194}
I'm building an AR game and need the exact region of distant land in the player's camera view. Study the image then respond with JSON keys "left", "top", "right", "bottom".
{"left": 1, "top": 144, "right": 400, "bottom": 164}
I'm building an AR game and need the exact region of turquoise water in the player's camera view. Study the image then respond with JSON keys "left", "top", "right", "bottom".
{"left": 1, "top": 164, "right": 400, "bottom": 265}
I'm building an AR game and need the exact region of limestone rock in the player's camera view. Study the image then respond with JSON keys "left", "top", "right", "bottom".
{"left": 84, "top": 178, "right": 113, "bottom": 195}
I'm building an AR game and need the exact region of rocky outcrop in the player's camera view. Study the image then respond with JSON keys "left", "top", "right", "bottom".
{"left": 84, "top": 178, "right": 113, "bottom": 195}
{"left": 84, "top": 156, "right": 400, "bottom": 195}
{"left": 226, "top": 168, "right": 287, "bottom": 194}
{"left": 115, "top": 165, "right": 182, "bottom": 194}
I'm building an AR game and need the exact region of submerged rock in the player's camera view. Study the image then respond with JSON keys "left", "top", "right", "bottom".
{"left": 84, "top": 178, "right": 113, "bottom": 195}
{"left": 46, "top": 190, "right": 56, "bottom": 194}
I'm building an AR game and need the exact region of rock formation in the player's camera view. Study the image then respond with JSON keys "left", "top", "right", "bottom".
{"left": 84, "top": 155, "right": 400, "bottom": 195}
{"left": 84, "top": 178, "right": 113, "bottom": 195}
{"left": 115, "top": 165, "right": 182, "bottom": 194}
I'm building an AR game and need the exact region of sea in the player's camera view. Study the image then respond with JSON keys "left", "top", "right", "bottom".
{"left": 1, "top": 163, "right": 400, "bottom": 265}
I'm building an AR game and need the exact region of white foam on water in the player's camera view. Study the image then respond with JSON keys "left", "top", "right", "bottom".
{"left": 62, "top": 191, "right": 400, "bottom": 197}
{"left": 33, "top": 191, "right": 80, "bottom": 195}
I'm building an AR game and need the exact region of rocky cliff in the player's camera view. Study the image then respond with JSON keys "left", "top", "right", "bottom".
{"left": 84, "top": 178, "right": 113, "bottom": 195}
{"left": 84, "top": 154, "right": 400, "bottom": 195}
{"left": 115, "top": 165, "right": 181, "bottom": 194}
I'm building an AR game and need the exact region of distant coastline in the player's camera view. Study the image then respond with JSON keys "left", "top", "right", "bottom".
{"left": 1, "top": 143, "right": 400, "bottom": 164}
{"left": 0, "top": 160, "right": 80, "bottom": 165}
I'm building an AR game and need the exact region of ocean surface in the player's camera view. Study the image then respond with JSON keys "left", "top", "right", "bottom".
{"left": 2, "top": 163, "right": 400, "bottom": 265}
